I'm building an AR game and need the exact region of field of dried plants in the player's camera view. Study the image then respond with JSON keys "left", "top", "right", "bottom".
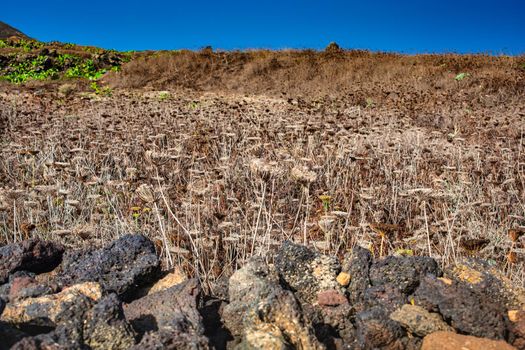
{"left": 1, "top": 50, "right": 525, "bottom": 290}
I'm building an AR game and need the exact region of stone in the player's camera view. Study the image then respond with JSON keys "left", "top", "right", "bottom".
{"left": 355, "top": 306, "right": 406, "bottom": 349}
{"left": 336, "top": 272, "right": 351, "bottom": 287}
{"left": 131, "top": 329, "right": 209, "bottom": 350}
{"left": 124, "top": 279, "right": 209, "bottom": 347}
{"left": 412, "top": 275, "right": 508, "bottom": 339}
{"left": 342, "top": 246, "right": 372, "bottom": 308}
{"left": 509, "top": 317, "right": 525, "bottom": 350}
{"left": 57, "top": 234, "right": 160, "bottom": 300}
{"left": 1, "top": 282, "right": 102, "bottom": 327}
{"left": 389, "top": 304, "right": 454, "bottom": 337}
{"left": 275, "top": 240, "right": 341, "bottom": 304}
{"left": 447, "top": 259, "right": 525, "bottom": 310}
{"left": 222, "top": 257, "right": 323, "bottom": 349}
{"left": 83, "top": 293, "right": 136, "bottom": 350}
{"left": 8, "top": 275, "right": 57, "bottom": 302}
{"left": 363, "top": 284, "right": 407, "bottom": 314}
{"left": 369, "top": 255, "right": 441, "bottom": 295}
{"left": 0, "top": 322, "right": 29, "bottom": 349}
{"left": 148, "top": 267, "right": 187, "bottom": 295}
{"left": 421, "top": 331, "right": 516, "bottom": 350}
{"left": 0, "top": 238, "right": 64, "bottom": 284}
{"left": 317, "top": 289, "right": 348, "bottom": 307}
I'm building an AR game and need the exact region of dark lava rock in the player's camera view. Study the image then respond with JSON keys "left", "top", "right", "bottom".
{"left": 11, "top": 292, "right": 95, "bottom": 349}
{"left": 124, "top": 278, "right": 209, "bottom": 348}
{"left": 412, "top": 275, "right": 508, "bottom": 339}
{"left": 8, "top": 275, "right": 58, "bottom": 302}
{"left": 355, "top": 306, "right": 406, "bottom": 350}
{"left": 363, "top": 284, "right": 407, "bottom": 314}
{"left": 0, "top": 238, "right": 64, "bottom": 284}
{"left": 221, "top": 257, "right": 280, "bottom": 337}
{"left": 131, "top": 329, "right": 209, "bottom": 350}
{"left": 369, "top": 256, "right": 441, "bottom": 295}
{"left": 447, "top": 259, "right": 525, "bottom": 310}
{"left": 83, "top": 293, "right": 136, "bottom": 349}
{"left": 342, "top": 246, "right": 372, "bottom": 308}
{"left": 222, "top": 257, "right": 323, "bottom": 349}
{"left": 58, "top": 234, "right": 160, "bottom": 300}
{"left": 10, "top": 292, "right": 136, "bottom": 350}
{"left": 275, "top": 240, "right": 341, "bottom": 304}
{"left": 0, "top": 297, "right": 4, "bottom": 316}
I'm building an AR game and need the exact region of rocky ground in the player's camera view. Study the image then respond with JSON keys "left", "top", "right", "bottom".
{"left": 0, "top": 234, "right": 524, "bottom": 349}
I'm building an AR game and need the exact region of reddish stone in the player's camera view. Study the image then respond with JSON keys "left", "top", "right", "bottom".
{"left": 317, "top": 289, "right": 348, "bottom": 306}
{"left": 9, "top": 276, "right": 35, "bottom": 300}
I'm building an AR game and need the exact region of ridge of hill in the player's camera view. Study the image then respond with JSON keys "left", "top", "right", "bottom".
{"left": 0, "top": 21, "right": 29, "bottom": 39}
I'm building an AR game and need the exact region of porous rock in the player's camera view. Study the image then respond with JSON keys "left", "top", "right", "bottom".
{"left": 57, "top": 234, "right": 160, "bottom": 300}
{"left": 412, "top": 275, "right": 508, "bottom": 339}
{"left": 8, "top": 275, "right": 58, "bottom": 302}
{"left": 0, "top": 238, "right": 64, "bottom": 284}
{"left": 355, "top": 306, "right": 406, "bottom": 350}
{"left": 448, "top": 259, "right": 525, "bottom": 310}
{"left": 389, "top": 304, "right": 454, "bottom": 337}
{"left": 342, "top": 246, "right": 372, "bottom": 308}
{"left": 222, "top": 257, "right": 323, "bottom": 349}
{"left": 369, "top": 255, "right": 441, "bottom": 294}
{"left": 1, "top": 281, "right": 102, "bottom": 328}
{"left": 275, "top": 240, "right": 341, "bottom": 304}
{"left": 83, "top": 293, "right": 136, "bottom": 350}
{"left": 363, "top": 284, "right": 406, "bottom": 314}
{"left": 124, "top": 278, "right": 209, "bottom": 348}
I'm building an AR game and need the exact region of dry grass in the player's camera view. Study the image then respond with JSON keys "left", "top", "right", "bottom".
{"left": 1, "top": 51, "right": 525, "bottom": 290}
{"left": 105, "top": 50, "right": 525, "bottom": 107}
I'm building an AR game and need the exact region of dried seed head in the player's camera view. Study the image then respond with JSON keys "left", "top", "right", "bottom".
{"left": 290, "top": 166, "right": 317, "bottom": 184}
{"left": 136, "top": 183, "right": 155, "bottom": 203}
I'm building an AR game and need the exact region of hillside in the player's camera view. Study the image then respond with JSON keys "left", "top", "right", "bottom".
{"left": 0, "top": 21, "right": 29, "bottom": 39}
{"left": 0, "top": 40, "right": 524, "bottom": 349}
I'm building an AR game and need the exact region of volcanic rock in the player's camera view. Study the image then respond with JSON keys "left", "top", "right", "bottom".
{"left": 124, "top": 278, "right": 209, "bottom": 348}
{"left": 57, "top": 234, "right": 160, "bottom": 300}
{"left": 412, "top": 275, "right": 508, "bottom": 339}
{"left": 389, "top": 304, "right": 454, "bottom": 337}
{"left": 222, "top": 257, "right": 323, "bottom": 349}
{"left": 0, "top": 239, "right": 64, "bottom": 284}
{"left": 275, "top": 240, "right": 341, "bottom": 304}
{"left": 1, "top": 282, "right": 101, "bottom": 328}
{"left": 355, "top": 306, "right": 406, "bottom": 349}
{"left": 341, "top": 246, "right": 372, "bottom": 308}
{"left": 369, "top": 255, "right": 441, "bottom": 295}
{"left": 83, "top": 293, "right": 136, "bottom": 349}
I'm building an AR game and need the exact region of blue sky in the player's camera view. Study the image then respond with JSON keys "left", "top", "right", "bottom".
{"left": 2, "top": 0, "right": 524, "bottom": 54}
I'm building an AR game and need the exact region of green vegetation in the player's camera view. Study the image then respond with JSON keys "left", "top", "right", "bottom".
{"left": 455, "top": 72, "right": 469, "bottom": 81}
{"left": 0, "top": 55, "right": 58, "bottom": 83}
{"left": 90, "top": 81, "right": 112, "bottom": 96}
{"left": 0, "top": 39, "right": 130, "bottom": 84}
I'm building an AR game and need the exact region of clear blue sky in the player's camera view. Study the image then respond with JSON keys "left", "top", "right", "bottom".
{"left": 3, "top": 0, "right": 524, "bottom": 54}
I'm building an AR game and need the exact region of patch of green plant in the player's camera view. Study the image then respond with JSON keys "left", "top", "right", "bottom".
{"left": 158, "top": 91, "right": 170, "bottom": 101}
{"left": 0, "top": 55, "right": 59, "bottom": 83}
{"left": 65, "top": 59, "right": 107, "bottom": 80}
{"left": 90, "top": 81, "right": 112, "bottom": 96}
{"left": 455, "top": 72, "right": 469, "bottom": 81}
{"left": 0, "top": 40, "right": 7, "bottom": 49}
